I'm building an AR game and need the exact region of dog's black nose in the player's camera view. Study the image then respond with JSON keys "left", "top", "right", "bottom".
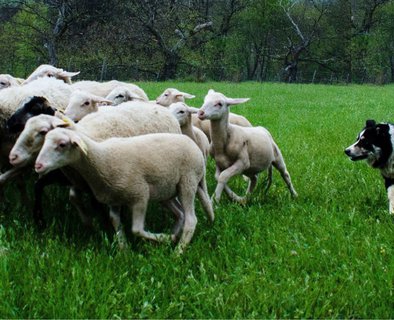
{"left": 344, "top": 149, "right": 351, "bottom": 156}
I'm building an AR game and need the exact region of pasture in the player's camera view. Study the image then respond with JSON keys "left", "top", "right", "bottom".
{"left": 0, "top": 82, "right": 393, "bottom": 318}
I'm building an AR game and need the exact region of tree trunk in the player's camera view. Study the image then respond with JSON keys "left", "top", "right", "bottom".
{"left": 158, "top": 53, "right": 180, "bottom": 80}
{"left": 46, "top": 40, "right": 58, "bottom": 66}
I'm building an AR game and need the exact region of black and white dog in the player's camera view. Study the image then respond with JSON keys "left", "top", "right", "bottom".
{"left": 345, "top": 119, "right": 394, "bottom": 214}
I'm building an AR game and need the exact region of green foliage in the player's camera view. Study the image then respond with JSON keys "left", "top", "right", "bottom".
{"left": 1, "top": 82, "right": 394, "bottom": 318}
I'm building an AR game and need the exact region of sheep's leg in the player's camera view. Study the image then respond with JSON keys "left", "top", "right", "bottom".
{"left": 272, "top": 148, "right": 297, "bottom": 197}
{"left": 109, "top": 205, "right": 127, "bottom": 249}
{"left": 215, "top": 164, "right": 243, "bottom": 205}
{"left": 163, "top": 198, "right": 184, "bottom": 239}
{"left": 246, "top": 174, "right": 258, "bottom": 195}
{"left": 214, "top": 159, "right": 248, "bottom": 203}
{"left": 223, "top": 184, "right": 246, "bottom": 203}
{"left": 15, "top": 175, "right": 30, "bottom": 207}
{"left": 33, "top": 176, "right": 49, "bottom": 229}
{"left": 131, "top": 199, "right": 173, "bottom": 243}
{"left": 69, "top": 187, "right": 94, "bottom": 228}
{"left": 197, "top": 176, "right": 214, "bottom": 223}
{"left": 176, "top": 180, "right": 198, "bottom": 255}
{"left": 264, "top": 165, "right": 273, "bottom": 194}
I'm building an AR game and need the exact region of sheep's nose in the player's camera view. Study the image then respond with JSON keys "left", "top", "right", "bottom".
{"left": 9, "top": 153, "right": 18, "bottom": 164}
{"left": 35, "top": 162, "right": 43, "bottom": 172}
{"left": 197, "top": 110, "right": 205, "bottom": 120}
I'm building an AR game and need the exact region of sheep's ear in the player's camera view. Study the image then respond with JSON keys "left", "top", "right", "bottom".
{"left": 58, "top": 71, "right": 80, "bottom": 84}
{"left": 126, "top": 90, "right": 143, "bottom": 101}
{"left": 177, "top": 92, "right": 195, "bottom": 99}
{"left": 14, "top": 77, "right": 23, "bottom": 84}
{"left": 187, "top": 106, "right": 200, "bottom": 114}
{"left": 60, "top": 71, "right": 80, "bottom": 78}
{"left": 208, "top": 89, "right": 215, "bottom": 94}
{"left": 225, "top": 97, "right": 250, "bottom": 106}
{"left": 71, "top": 135, "right": 88, "bottom": 156}
{"left": 91, "top": 95, "right": 112, "bottom": 106}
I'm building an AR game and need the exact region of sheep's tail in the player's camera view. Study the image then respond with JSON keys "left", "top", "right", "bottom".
{"left": 197, "top": 175, "right": 215, "bottom": 222}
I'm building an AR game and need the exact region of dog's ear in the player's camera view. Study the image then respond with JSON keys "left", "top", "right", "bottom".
{"left": 366, "top": 119, "right": 376, "bottom": 128}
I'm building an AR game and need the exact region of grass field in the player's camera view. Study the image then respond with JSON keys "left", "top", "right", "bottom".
{"left": 1, "top": 82, "right": 394, "bottom": 318}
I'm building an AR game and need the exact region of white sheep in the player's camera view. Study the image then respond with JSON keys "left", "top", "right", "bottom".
{"left": 197, "top": 89, "right": 297, "bottom": 204}
{"left": 64, "top": 90, "right": 113, "bottom": 122}
{"left": 156, "top": 88, "right": 195, "bottom": 106}
{"left": 155, "top": 87, "right": 253, "bottom": 140}
{"left": 0, "top": 74, "right": 23, "bottom": 90}
{"left": 8, "top": 103, "right": 190, "bottom": 228}
{"left": 169, "top": 102, "right": 209, "bottom": 161}
{"left": 23, "top": 64, "right": 80, "bottom": 85}
{"left": 35, "top": 129, "right": 211, "bottom": 253}
{"left": 105, "top": 85, "right": 148, "bottom": 106}
{"left": 71, "top": 80, "right": 149, "bottom": 101}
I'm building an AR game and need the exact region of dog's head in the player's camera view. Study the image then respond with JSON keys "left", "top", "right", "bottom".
{"left": 345, "top": 119, "right": 392, "bottom": 168}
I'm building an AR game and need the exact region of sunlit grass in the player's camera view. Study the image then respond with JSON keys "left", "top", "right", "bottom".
{"left": 1, "top": 82, "right": 393, "bottom": 318}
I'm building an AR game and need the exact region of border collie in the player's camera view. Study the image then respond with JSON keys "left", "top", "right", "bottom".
{"left": 345, "top": 119, "right": 394, "bottom": 214}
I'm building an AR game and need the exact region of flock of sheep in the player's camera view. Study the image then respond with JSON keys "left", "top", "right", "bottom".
{"left": 0, "top": 64, "right": 297, "bottom": 254}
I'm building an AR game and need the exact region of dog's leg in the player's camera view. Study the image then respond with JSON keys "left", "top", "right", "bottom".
{"left": 387, "top": 185, "right": 394, "bottom": 214}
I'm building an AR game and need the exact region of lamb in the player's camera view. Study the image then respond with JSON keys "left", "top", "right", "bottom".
{"left": 197, "top": 89, "right": 297, "bottom": 204}
{"left": 64, "top": 90, "right": 113, "bottom": 122}
{"left": 35, "top": 129, "right": 211, "bottom": 253}
{"left": 155, "top": 87, "right": 253, "bottom": 141}
{"left": 105, "top": 85, "right": 148, "bottom": 106}
{"left": 23, "top": 64, "right": 80, "bottom": 85}
{"left": 0, "top": 74, "right": 23, "bottom": 90}
{"left": 169, "top": 102, "right": 209, "bottom": 161}
{"left": 71, "top": 80, "right": 149, "bottom": 101}
{"left": 9, "top": 102, "right": 183, "bottom": 226}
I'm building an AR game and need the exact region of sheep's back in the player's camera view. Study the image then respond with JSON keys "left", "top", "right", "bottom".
{"left": 78, "top": 101, "right": 181, "bottom": 140}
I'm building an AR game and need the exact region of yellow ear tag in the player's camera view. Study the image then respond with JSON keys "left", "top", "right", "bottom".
{"left": 60, "top": 116, "right": 73, "bottom": 127}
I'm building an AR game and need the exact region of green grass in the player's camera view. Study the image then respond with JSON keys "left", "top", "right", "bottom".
{"left": 1, "top": 82, "right": 394, "bottom": 318}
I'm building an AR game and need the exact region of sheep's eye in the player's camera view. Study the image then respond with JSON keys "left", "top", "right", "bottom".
{"left": 39, "top": 130, "right": 47, "bottom": 136}
{"left": 83, "top": 101, "right": 90, "bottom": 106}
{"left": 0, "top": 82, "right": 6, "bottom": 86}
{"left": 164, "top": 93, "right": 169, "bottom": 97}
{"left": 58, "top": 142, "right": 66, "bottom": 148}
{"left": 179, "top": 110, "right": 185, "bottom": 114}
{"left": 116, "top": 94, "right": 124, "bottom": 99}
{"left": 216, "top": 102, "right": 222, "bottom": 107}
{"left": 47, "top": 74, "right": 53, "bottom": 77}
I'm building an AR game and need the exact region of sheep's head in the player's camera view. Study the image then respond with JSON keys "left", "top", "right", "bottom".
{"left": 105, "top": 86, "right": 143, "bottom": 106}
{"left": 198, "top": 89, "right": 249, "bottom": 121}
{"left": 35, "top": 128, "right": 86, "bottom": 175}
{"left": 0, "top": 74, "right": 21, "bottom": 90}
{"left": 23, "top": 64, "right": 80, "bottom": 85}
{"left": 9, "top": 115, "right": 73, "bottom": 168}
{"left": 6, "top": 96, "right": 56, "bottom": 134}
{"left": 168, "top": 102, "right": 199, "bottom": 127}
{"left": 65, "top": 90, "right": 112, "bottom": 122}
{"left": 156, "top": 88, "right": 195, "bottom": 107}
